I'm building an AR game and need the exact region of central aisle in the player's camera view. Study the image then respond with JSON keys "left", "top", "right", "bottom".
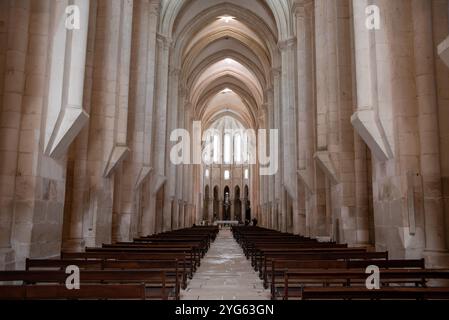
{"left": 181, "top": 229, "right": 271, "bottom": 300}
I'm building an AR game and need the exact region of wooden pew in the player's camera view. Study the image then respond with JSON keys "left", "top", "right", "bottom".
{"left": 84, "top": 246, "right": 200, "bottom": 268}
{"left": 252, "top": 247, "right": 368, "bottom": 270}
{"left": 257, "top": 251, "right": 388, "bottom": 275}
{"left": 267, "top": 259, "right": 425, "bottom": 296}
{"left": 0, "top": 284, "right": 147, "bottom": 300}
{"left": 26, "top": 258, "right": 188, "bottom": 290}
{"left": 243, "top": 241, "right": 347, "bottom": 258}
{"left": 130, "top": 237, "right": 211, "bottom": 250}
{"left": 103, "top": 241, "right": 207, "bottom": 259}
{"left": 0, "top": 226, "right": 216, "bottom": 300}
{"left": 282, "top": 269, "right": 449, "bottom": 300}
{"left": 61, "top": 252, "right": 195, "bottom": 278}
{"left": 297, "top": 287, "right": 449, "bottom": 300}
{"left": 0, "top": 270, "right": 178, "bottom": 300}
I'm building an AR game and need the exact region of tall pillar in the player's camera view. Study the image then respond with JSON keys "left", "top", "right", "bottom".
{"left": 149, "top": 33, "right": 171, "bottom": 233}
{"left": 64, "top": 0, "right": 98, "bottom": 251}
{"left": 163, "top": 67, "right": 180, "bottom": 231}
{"left": 272, "top": 68, "right": 282, "bottom": 231}
{"left": 0, "top": 0, "right": 31, "bottom": 268}
{"left": 279, "top": 37, "right": 298, "bottom": 233}
{"left": 83, "top": 0, "right": 133, "bottom": 246}
{"left": 12, "top": 1, "right": 68, "bottom": 266}
{"left": 294, "top": 0, "right": 314, "bottom": 236}
{"left": 412, "top": 0, "right": 449, "bottom": 266}
{"left": 138, "top": 0, "right": 160, "bottom": 236}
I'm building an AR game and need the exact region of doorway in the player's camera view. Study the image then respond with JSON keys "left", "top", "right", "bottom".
{"left": 244, "top": 185, "right": 251, "bottom": 221}
{"left": 234, "top": 186, "right": 242, "bottom": 223}
{"left": 223, "top": 186, "right": 231, "bottom": 220}
{"left": 213, "top": 186, "right": 219, "bottom": 221}
{"left": 204, "top": 185, "right": 210, "bottom": 221}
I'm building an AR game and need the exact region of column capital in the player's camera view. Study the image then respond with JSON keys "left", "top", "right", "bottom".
{"left": 156, "top": 33, "right": 173, "bottom": 50}
{"left": 292, "top": 2, "right": 305, "bottom": 17}
{"left": 271, "top": 67, "right": 282, "bottom": 78}
{"left": 292, "top": 0, "right": 314, "bottom": 17}
{"left": 179, "top": 83, "right": 188, "bottom": 98}
{"left": 278, "top": 37, "right": 297, "bottom": 51}
{"left": 169, "top": 66, "right": 181, "bottom": 77}
{"left": 185, "top": 101, "right": 193, "bottom": 111}
{"left": 258, "top": 105, "right": 267, "bottom": 120}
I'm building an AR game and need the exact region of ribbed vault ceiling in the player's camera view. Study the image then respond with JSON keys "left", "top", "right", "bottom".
{"left": 170, "top": 0, "right": 287, "bottom": 131}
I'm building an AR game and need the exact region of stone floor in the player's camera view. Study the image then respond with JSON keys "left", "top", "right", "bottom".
{"left": 181, "top": 229, "right": 271, "bottom": 300}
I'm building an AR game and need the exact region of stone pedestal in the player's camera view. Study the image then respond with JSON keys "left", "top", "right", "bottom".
{"left": 62, "top": 238, "right": 86, "bottom": 253}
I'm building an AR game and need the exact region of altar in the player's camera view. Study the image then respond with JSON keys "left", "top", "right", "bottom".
{"left": 213, "top": 220, "right": 240, "bottom": 228}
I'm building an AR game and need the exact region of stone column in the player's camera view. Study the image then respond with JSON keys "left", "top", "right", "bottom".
{"left": 149, "top": 33, "right": 171, "bottom": 233}
{"left": 412, "top": 0, "right": 449, "bottom": 266}
{"left": 218, "top": 200, "right": 223, "bottom": 220}
{"left": 138, "top": 0, "right": 160, "bottom": 236}
{"left": 182, "top": 103, "right": 192, "bottom": 229}
{"left": 163, "top": 67, "right": 180, "bottom": 231}
{"left": 272, "top": 68, "right": 282, "bottom": 231}
{"left": 0, "top": 0, "right": 31, "bottom": 269}
{"left": 241, "top": 197, "right": 246, "bottom": 224}
{"left": 13, "top": 1, "right": 68, "bottom": 267}
{"left": 178, "top": 201, "right": 185, "bottom": 229}
{"left": 83, "top": 0, "right": 133, "bottom": 246}
{"left": 230, "top": 195, "right": 235, "bottom": 221}
{"left": 266, "top": 85, "right": 276, "bottom": 230}
{"left": 174, "top": 86, "right": 187, "bottom": 230}
{"left": 0, "top": 1, "right": 30, "bottom": 240}
{"left": 63, "top": 0, "right": 98, "bottom": 251}
{"left": 279, "top": 37, "right": 298, "bottom": 233}
{"left": 294, "top": 0, "right": 314, "bottom": 236}
{"left": 431, "top": 0, "right": 449, "bottom": 251}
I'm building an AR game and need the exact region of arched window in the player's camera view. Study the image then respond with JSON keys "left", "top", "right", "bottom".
{"left": 224, "top": 133, "right": 231, "bottom": 164}
{"left": 242, "top": 132, "right": 250, "bottom": 164}
{"left": 244, "top": 169, "right": 249, "bottom": 180}
{"left": 205, "top": 169, "right": 209, "bottom": 178}
{"left": 213, "top": 134, "right": 220, "bottom": 163}
{"left": 224, "top": 170, "right": 230, "bottom": 180}
{"left": 234, "top": 133, "right": 242, "bottom": 163}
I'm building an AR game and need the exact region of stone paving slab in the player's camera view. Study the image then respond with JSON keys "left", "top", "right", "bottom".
{"left": 181, "top": 229, "right": 271, "bottom": 300}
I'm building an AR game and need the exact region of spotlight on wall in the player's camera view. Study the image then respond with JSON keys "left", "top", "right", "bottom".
{"left": 218, "top": 15, "right": 235, "bottom": 23}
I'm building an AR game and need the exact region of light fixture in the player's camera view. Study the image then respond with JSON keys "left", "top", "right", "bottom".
{"left": 218, "top": 15, "right": 235, "bottom": 23}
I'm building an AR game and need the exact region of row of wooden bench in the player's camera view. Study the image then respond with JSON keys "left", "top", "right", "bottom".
{"left": 232, "top": 226, "right": 449, "bottom": 300}
{"left": 0, "top": 226, "right": 219, "bottom": 300}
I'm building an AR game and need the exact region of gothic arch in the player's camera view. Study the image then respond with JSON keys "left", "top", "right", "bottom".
{"left": 159, "top": 0, "right": 292, "bottom": 43}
